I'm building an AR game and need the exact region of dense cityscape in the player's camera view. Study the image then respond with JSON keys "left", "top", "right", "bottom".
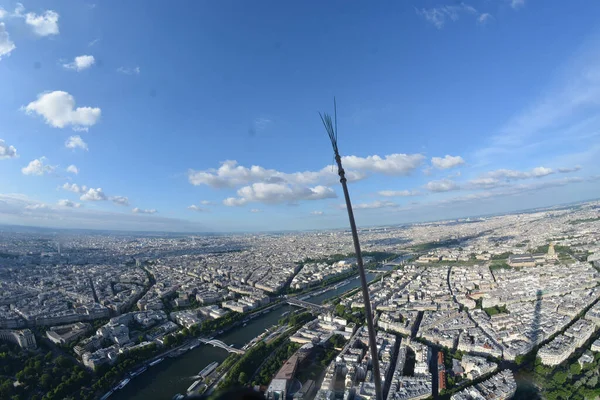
{"left": 0, "top": 200, "right": 599, "bottom": 400}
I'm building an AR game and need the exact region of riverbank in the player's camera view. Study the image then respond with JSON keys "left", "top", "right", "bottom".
{"left": 110, "top": 267, "right": 386, "bottom": 400}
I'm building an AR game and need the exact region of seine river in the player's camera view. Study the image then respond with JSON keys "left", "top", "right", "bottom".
{"left": 112, "top": 271, "right": 380, "bottom": 400}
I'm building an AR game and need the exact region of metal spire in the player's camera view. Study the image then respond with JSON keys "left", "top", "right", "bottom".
{"left": 319, "top": 99, "right": 383, "bottom": 400}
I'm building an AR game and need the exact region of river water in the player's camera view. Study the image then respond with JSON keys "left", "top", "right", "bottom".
{"left": 112, "top": 270, "right": 386, "bottom": 400}
{"left": 306, "top": 272, "right": 379, "bottom": 305}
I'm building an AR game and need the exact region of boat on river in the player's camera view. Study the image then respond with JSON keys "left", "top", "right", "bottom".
{"left": 116, "top": 378, "right": 130, "bottom": 390}
{"left": 187, "top": 379, "right": 203, "bottom": 393}
{"left": 100, "top": 390, "right": 113, "bottom": 400}
{"left": 130, "top": 366, "right": 147, "bottom": 377}
{"left": 198, "top": 361, "right": 219, "bottom": 378}
{"left": 149, "top": 357, "right": 164, "bottom": 366}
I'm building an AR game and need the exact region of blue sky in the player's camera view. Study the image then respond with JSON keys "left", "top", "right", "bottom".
{"left": 0, "top": 0, "right": 599, "bottom": 232}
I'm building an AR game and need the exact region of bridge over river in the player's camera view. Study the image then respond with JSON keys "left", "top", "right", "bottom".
{"left": 286, "top": 297, "right": 330, "bottom": 313}
{"left": 198, "top": 337, "right": 245, "bottom": 354}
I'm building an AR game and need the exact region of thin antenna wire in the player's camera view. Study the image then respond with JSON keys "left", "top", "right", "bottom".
{"left": 320, "top": 99, "right": 383, "bottom": 400}
{"left": 334, "top": 97, "right": 338, "bottom": 145}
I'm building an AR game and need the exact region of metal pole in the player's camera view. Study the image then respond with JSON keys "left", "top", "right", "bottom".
{"left": 334, "top": 153, "right": 383, "bottom": 400}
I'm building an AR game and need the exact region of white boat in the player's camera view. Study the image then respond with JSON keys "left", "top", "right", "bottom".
{"left": 116, "top": 378, "right": 130, "bottom": 390}
{"left": 100, "top": 390, "right": 113, "bottom": 400}
{"left": 148, "top": 357, "right": 164, "bottom": 366}
{"left": 130, "top": 366, "right": 147, "bottom": 377}
{"left": 198, "top": 361, "right": 219, "bottom": 378}
{"left": 172, "top": 394, "right": 185, "bottom": 400}
{"left": 187, "top": 379, "right": 203, "bottom": 393}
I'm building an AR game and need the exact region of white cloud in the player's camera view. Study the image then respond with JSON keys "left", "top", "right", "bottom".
{"left": 531, "top": 167, "right": 554, "bottom": 177}
{"left": 111, "top": 196, "right": 129, "bottom": 206}
{"left": 253, "top": 117, "right": 272, "bottom": 131}
{"left": 557, "top": 166, "right": 582, "bottom": 173}
{"left": 63, "top": 55, "right": 95, "bottom": 71}
{"left": 352, "top": 201, "right": 399, "bottom": 210}
{"left": 467, "top": 165, "right": 580, "bottom": 189}
{"left": 510, "top": 0, "right": 525, "bottom": 9}
{"left": 416, "top": 4, "right": 479, "bottom": 29}
{"left": 0, "top": 22, "right": 15, "bottom": 59}
{"left": 310, "top": 211, "right": 324, "bottom": 215}
{"left": 468, "top": 177, "right": 503, "bottom": 189}
{"left": 58, "top": 199, "right": 81, "bottom": 208}
{"left": 80, "top": 188, "right": 106, "bottom": 201}
{"left": 224, "top": 183, "right": 336, "bottom": 206}
{"left": 188, "top": 154, "right": 422, "bottom": 189}
{"left": 189, "top": 160, "right": 276, "bottom": 188}
{"left": 250, "top": 209, "right": 261, "bottom": 213}
{"left": 0, "top": 139, "right": 17, "bottom": 159}
{"left": 66, "top": 164, "right": 78, "bottom": 174}
{"left": 478, "top": 13, "right": 492, "bottom": 24}
{"left": 13, "top": 4, "right": 25, "bottom": 16}
{"left": 475, "top": 40, "right": 600, "bottom": 164}
{"left": 188, "top": 160, "right": 365, "bottom": 189}
{"left": 65, "top": 135, "right": 89, "bottom": 150}
{"left": 200, "top": 200, "right": 214, "bottom": 205}
{"left": 223, "top": 197, "right": 247, "bottom": 207}
{"left": 22, "top": 157, "right": 55, "bottom": 175}
{"left": 132, "top": 208, "right": 156, "bottom": 214}
{"left": 0, "top": 7, "right": 6, "bottom": 18}
{"left": 378, "top": 190, "right": 420, "bottom": 197}
{"left": 88, "top": 38, "right": 100, "bottom": 47}
{"left": 188, "top": 205, "right": 206, "bottom": 212}
{"left": 431, "top": 155, "right": 465, "bottom": 170}
{"left": 486, "top": 166, "right": 555, "bottom": 180}
{"left": 425, "top": 179, "right": 459, "bottom": 192}
{"left": 25, "top": 91, "right": 101, "bottom": 130}
{"left": 342, "top": 153, "right": 424, "bottom": 175}
{"left": 483, "top": 166, "right": 580, "bottom": 182}
{"left": 0, "top": 193, "right": 203, "bottom": 232}
{"left": 117, "top": 66, "right": 140, "bottom": 75}
{"left": 62, "top": 183, "right": 87, "bottom": 193}
{"left": 25, "top": 203, "right": 48, "bottom": 210}
{"left": 25, "top": 9, "right": 59, "bottom": 36}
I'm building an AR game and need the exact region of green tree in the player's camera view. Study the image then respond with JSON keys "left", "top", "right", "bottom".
{"left": 34, "top": 360, "right": 43, "bottom": 372}
{"left": 570, "top": 362, "right": 581, "bottom": 376}
{"left": 40, "top": 373, "right": 52, "bottom": 389}
{"left": 163, "top": 335, "right": 174, "bottom": 347}
{"left": 238, "top": 372, "right": 248, "bottom": 385}
{"left": 15, "top": 371, "right": 25, "bottom": 382}
{"left": 56, "top": 355, "right": 70, "bottom": 368}
{"left": 553, "top": 371, "right": 568, "bottom": 386}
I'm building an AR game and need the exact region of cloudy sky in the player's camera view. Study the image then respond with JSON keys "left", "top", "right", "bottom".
{"left": 0, "top": 1, "right": 599, "bottom": 232}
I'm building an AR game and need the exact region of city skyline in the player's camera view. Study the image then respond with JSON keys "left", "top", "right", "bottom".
{"left": 0, "top": 196, "right": 597, "bottom": 235}
{"left": 1, "top": 199, "right": 599, "bottom": 399}
{"left": 1, "top": 0, "right": 600, "bottom": 232}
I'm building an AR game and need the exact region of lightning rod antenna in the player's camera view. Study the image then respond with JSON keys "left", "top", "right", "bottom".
{"left": 319, "top": 98, "right": 383, "bottom": 400}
